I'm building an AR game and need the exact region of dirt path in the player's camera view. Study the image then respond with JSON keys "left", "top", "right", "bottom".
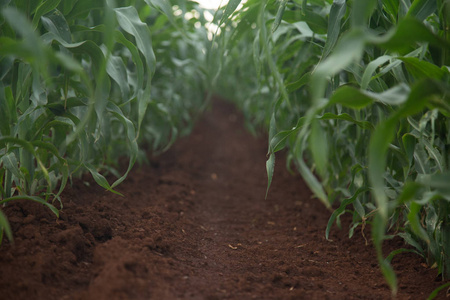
{"left": 0, "top": 99, "right": 445, "bottom": 299}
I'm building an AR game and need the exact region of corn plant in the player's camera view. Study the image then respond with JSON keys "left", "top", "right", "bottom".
{"left": 0, "top": 0, "right": 210, "bottom": 244}
{"left": 215, "top": 0, "right": 450, "bottom": 294}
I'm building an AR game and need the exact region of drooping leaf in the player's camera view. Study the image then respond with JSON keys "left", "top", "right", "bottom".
{"left": 84, "top": 163, "right": 123, "bottom": 196}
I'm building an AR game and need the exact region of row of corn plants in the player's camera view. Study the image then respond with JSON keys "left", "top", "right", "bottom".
{"left": 0, "top": 0, "right": 211, "bottom": 244}
{"left": 213, "top": 0, "right": 450, "bottom": 295}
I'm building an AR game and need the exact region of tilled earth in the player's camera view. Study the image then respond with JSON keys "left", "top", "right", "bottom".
{"left": 0, "top": 99, "right": 446, "bottom": 299}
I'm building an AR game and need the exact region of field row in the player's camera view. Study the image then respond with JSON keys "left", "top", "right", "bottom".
{"left": 1, "top": 0, "right": 450, "bottom": 295}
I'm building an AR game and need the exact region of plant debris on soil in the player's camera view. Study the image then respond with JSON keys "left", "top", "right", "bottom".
{"left": 0, "top": 98, "right": 447, "bottom": 300}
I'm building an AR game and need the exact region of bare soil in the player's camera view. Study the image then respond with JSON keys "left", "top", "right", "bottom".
{"left": 0, "top": 98, "right": 447, "bottom": 299}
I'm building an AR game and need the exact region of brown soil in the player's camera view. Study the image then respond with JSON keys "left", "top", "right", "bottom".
{"left": 0, "top": 98, "right": 447, "bottom": 299}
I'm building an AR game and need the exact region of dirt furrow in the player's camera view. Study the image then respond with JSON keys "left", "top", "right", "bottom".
{"left": 0, "top": 99, "right": 444, "bottom": 299}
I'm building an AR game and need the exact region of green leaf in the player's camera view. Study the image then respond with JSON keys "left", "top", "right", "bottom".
{"left": 114, "top": 6, "right": 155, "bottom": 133}
{"left": 328, "top": 86, "right": 374, "bottom": 109}
{"left": 423, "top": 139, "right": 445, "bottom": 173}
{"left": 31, "top": 0, "right": 61, "bottom": 29}
{"left": 58, "top": 0, "right": 78, "bottom": 15}
{"left": 144, "top": 0, "right": 176, "bottom": 26}
{"left": 402, "top": 133, "right": 416, "bottom": 166}
{"left": 0, "top": 195, "right": 59, "bottom": 218}
{"left": 382, "top": 0, "right": 399, "bottom": 23}
{"left": 270, "top": 128, "right": 298, "bottom": 153}
{"left": 114, "top": 30, "right": 144, "bottom": 98}
{"left": 406, "top": 0, "right": 437, "bottom": 22}
{"left": 398, "top": 232, "right": 424, "bottom": 253}
{"left": 0, "top": 209, "right": 13, "bottom": 245}
{"left": 380, "top": 260, "right": 398, "bottom": 296}
{"left": 272, "top": 0, "right": 287, "bottom": 33}
{"left": 323, "top": 0, "right": 346, "bottom": 58}
{"left": 2, "top": 7, "right": 46, "bottom": 62}
{"left": 40, "top": 8, "right": 72, "bottom": 43}
{"left": 219, "top": 0, "right": 243, "bottom": 26}
{"left": 1, "top": 153, "right": 22, "bottom": 181}
{"left": 369, "top": 118, "right": 397, "bottom": 219}
{"left": 309, "top": 118, "right": 328, "bottom": 177}
{"left": 268, "top": 112, "right": 278, "bottom": 151}
{"left": 419, "top": 172, "right": 450, "bottom": 196}
{"left": 269, "top": 116, "right": 307, "bottom": 153}
{"left": 106, "top": 102, "right": 138, "bottom": 188}
{"left": 0, "top": 137, "right": 35, "bottom": 156}
{"left": 319, "top": 113, "right": 374, "bottom": 130}
{"left": 361, "top": 55, "right": 392, "bottom": 90}
{"left": 351, "top": 0, "right": 377, "bottom": 28}
{"left": 325, "top": 188, "right": 368, "bottom": 239}
{"left": 441, "top": 223, "right": 450, "bottom": 278}
{"left": 428, "top": 282, "right": 450, "bottom": 300}
{"left": 395, "top": 79, "right": 445, "bottom": 119}
{"left": 301, "top": 7, "right": 328, "bottom": 34}
{"left": 114, "top": 7, "right": 155, "bottom": 75}
{"left": 265, "top": 153, "right": 275, "bottom": 199}
{"left": 84, "top": 163, "right": 124, "bottom": 196}
{"left": 0, "top": 87, "right": 12, "bottom": 136}
{"left": 366, "top": 84, "right": 410, "bottom": 106}
{"left": 65, "top": 0, "right": 103, "bottom": 21}
{"left": 377, "top": 17, "right": 450, "bottom": 53}
{"left": 372, "top": 214, "right": 398, "bottom": 296}
{"left": 31, "top": 140, "right": 69, "bottom": 197}
{"left": 398, "top": 57, "right": 446, "bottom": 80}
{"left": 286, "top": 72, "right": 310, "bottom": 93}
{"left": 414, "top": 142, "right": 430, "bottom": 174}
{"left": 385, "top": 248, "right": 421, "bottom": 264}
{"left": 312, "top": 29, "right": 366, "bottom": 101}
{"left": 105, "top": 52, "right": 130, "bottom": 101}
{"left": 408, "top": 201, "right": 430, "bottom": 243}
{"left": 296, "top": 153, "right": 330, "bottom": 209}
